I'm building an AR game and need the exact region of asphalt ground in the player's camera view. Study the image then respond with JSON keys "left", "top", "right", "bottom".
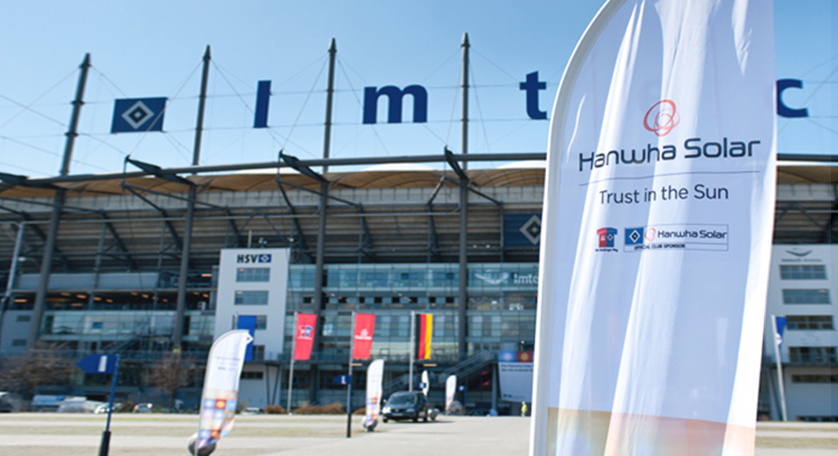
{"left": 0, "top": 413, "right": 835, "bottom": 456}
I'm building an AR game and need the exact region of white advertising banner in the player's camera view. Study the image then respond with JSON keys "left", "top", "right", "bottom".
{"left": 421, "top": 370, "right": 430, "bottom": 399}
{"left": 530, "top": 1, "right": 776, "bottom": 455}
{"left": 197, "top": 330, "right": 253, "bottom": 451}
{"left": 363, "top": 359, "right": 385, "bottom": 431}
{"left": 445, "top": 374, "right": 457, "bottom": 413}
{"left": 499, "top": 362, "right": 534, "bottom": 403}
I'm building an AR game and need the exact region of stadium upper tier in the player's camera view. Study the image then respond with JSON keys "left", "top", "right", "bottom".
{"left": 0, "top": 161, "right": 834, "bottom": 277}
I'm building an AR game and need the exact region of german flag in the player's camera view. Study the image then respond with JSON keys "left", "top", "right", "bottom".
{"left": 416, "top": 313, "right": 433, "bottom": 360}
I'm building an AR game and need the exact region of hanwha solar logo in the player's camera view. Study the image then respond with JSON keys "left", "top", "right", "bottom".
{"left": 643, "top": 100, "right": 680, "bottom": 137}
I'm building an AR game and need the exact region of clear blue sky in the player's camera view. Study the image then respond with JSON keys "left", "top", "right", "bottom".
{"left": 0, "top": 0, "right": 833, "bottom": 177}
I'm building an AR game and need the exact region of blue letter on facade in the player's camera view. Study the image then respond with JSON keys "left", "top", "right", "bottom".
{"left": 520, "top": 72, "right": 547, "bottom": 120}
{"left": 363, "top": 85, "right": 428, "bottom": 124}
{"left": 254, "top": 80, "right": 271, "bottom": 128}
{"left": 776, "top": 79, "right": 808, "bottom": 118}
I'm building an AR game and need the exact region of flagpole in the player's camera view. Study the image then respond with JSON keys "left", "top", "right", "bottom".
{"left": 346, "top": 311, "right": 356, "bottom": 438}
{"left": 409, "top": 311, "right": 415, "bottom": 392}
{"left": 772, "top": 315, "right": 788, "bottom": 421}
{"left": 287, "top": 311, "right": 297, "bottom": 414}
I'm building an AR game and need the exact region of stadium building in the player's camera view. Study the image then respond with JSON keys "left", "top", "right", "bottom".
{"left": 0, "top": 156, "right": 834, "bottom": 419}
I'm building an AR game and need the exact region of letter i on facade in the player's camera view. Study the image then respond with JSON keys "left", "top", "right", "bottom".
{"left": 254, "top": 80, "right": 271, "bottom": 128}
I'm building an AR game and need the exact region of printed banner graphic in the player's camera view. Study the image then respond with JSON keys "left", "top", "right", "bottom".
{"left": 421, "top": 370, "right": 430, "bottom": 399}
{"left": 364, "top": 359, "right": 385, "bottom": 431}
{"left": 353, "top": 313, "right": 376, "bottom": 360}
{"left": 293, "top": 313, "right": 317, "bottom": 361}
{"left": 417, "top": 313, "right": 433, "bottom": 360}
{"left": 530, "top": 1, "right": 776, "bottom": 455}
{"left": 445, "top": 375, "right": 457, "bottom": 413}
{"left": 197, "top": 330, "right": 253, "bottom": 451}
{"left": 111, "top": 97, "right": 166, "bottom": 133}
{"left": 499, "top": 362, "right": 533, "bottom": 403}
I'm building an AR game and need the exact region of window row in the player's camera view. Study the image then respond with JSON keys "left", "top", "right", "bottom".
{"left": 786, "top": 315, "right": 833, "bottom": 330}
{"left": 288, "top": 265, "right": 540, "bottom": 290}
{"left": 237, "top": 268, "right": 270, "bottom": 282}
{"left": 788, "top": 347, "right": 837, "bottom": 364}
{"left": 780, "top": 265, "right": 827, "bottom": 280}
{"left": 791, "top": 374, "right": 838, "bottom": 383}
{"left": 782, "top": 289, "right": 831, "bottom": 305}
{"left": 234, "top": 290, "right": 269, "bottom": 305}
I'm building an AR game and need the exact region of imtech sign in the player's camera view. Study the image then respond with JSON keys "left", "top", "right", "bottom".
{"left": 251, "top": 76, "right": 809, "bottom": 127}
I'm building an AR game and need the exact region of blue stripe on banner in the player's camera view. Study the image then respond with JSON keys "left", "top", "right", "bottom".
{"left": 254, "top": 80, "right": 271, "bottom": 128}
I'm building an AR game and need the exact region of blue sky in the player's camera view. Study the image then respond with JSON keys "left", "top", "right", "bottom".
{"left": 0, "top": 0, "right": 833, "bottom": 177}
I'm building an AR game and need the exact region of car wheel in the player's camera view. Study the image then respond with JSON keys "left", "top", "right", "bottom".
{"left": 383, "top": 417, "right": 388, "bottom": 423}
{"left": 413, "top": 414, "right": 418, "bottom": 423}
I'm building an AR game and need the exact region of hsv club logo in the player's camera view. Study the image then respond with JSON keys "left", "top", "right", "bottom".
{"left": 643, "top": 100, "right": 680, "bottom": 137}
{"left": 298, "top": 325, "right": 313, "bottom": 340}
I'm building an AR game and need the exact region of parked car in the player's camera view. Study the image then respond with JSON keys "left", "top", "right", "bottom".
{"left": 94, "top": 403, "right": 123, "bottom": 414}
{"left": 241, "top": 407, "right": 263, "bottom": 415}
{"left": 381, "top": 391, "right": 429, "bottom": 423}
{"left": 0, "top": 392, "right": 23, "bottom": 413}
{"left": 133, "top": 403, "right": 154, "bottom": 413}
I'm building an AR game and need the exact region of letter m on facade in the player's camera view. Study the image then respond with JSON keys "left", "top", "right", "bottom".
{"left": 363, "top": 85, "right": 428, "bottom": 124}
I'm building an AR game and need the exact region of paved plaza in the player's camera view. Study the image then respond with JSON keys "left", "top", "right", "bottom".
{"left": 0, "top": 413, "right": 835, "bottom": 456}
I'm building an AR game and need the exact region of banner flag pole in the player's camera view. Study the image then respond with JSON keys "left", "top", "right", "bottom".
{"left": 771, "top": 315, "right": 789, "bottom": 421}
{"left": 409, "top": 311, "right": 415, "bottom": 392}
{"left": 287, "top": 311, "right": 297, "bottom": 414}
{"left": 346, "top": 311, "right": 356, "bottom": 438}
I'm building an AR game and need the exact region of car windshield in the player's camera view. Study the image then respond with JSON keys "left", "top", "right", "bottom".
{"left": 388, "top": 394, "right": 417, "bottom": 406}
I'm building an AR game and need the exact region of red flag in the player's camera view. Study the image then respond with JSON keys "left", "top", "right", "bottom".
{"left": 352, "top": 313, "right": 375, "bottom": 360}
{"left": 293, "top": 313, "right": 317, "bottom": 361}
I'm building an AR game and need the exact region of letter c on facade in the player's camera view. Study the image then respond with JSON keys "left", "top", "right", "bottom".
{"left": 777, "top": 79, "right": 809, "bottom": 118}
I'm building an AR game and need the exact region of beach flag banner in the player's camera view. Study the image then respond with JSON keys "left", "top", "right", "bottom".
{"left": 530, "top": 1, "right": 776, "bottom": 455}
{"left": 293, "top": 313, "right": 317, "bottom": 361}
{"left": 353, "top": 313, "right": 376, "bottom": 360}
{"left": 197, "top": 330, "right": 253, "bottom": 452}
{"left": 363, "top": 359, "right": 385, "bottom": 431}
{"left": 421, "top": 370, "right": 430, "bottom": 399}
{"left": 111, "top": 97, "right": 166, "bottom": 133}
{"left": 416, "top": 313, "right": 433, "bottom": 360}
{"left": 445, "top": 374, "right": 457, "bottom": 413}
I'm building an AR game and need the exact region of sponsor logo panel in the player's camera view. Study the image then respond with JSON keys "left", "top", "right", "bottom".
{"left": 623, "top": 224, "right": 729, "bottom": 252}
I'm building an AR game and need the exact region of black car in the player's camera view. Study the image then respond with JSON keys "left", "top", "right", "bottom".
{"left": 381, "top": 391, "right": 429, "bottom": 423}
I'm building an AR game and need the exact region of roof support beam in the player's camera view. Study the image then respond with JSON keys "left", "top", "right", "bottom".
{"left": 121, "top": 186, "right": 183, "bottom": 251}
{"left": 276, "top": 181, "right": 312, "bottom": 263}
{"left": 100, "top": 211, "right": 138, "bottom": 270}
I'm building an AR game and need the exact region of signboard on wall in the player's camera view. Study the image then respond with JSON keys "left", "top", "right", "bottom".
{"left": 505, "top": 213, "right": 542, "bottom": 247}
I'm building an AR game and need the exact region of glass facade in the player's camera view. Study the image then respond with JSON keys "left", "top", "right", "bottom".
{"left": 284, "top": 263, "right": 539, "bottom": 362}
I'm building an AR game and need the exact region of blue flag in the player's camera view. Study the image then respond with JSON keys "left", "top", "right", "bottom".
{"left": 236, "top": 315, "right": 257, "bottom": 361}
{"left": 774, "top": 316, "right": 787, "bottom": 348}
{"left": 111, "top": 97, "right": 167, "bottom": 133}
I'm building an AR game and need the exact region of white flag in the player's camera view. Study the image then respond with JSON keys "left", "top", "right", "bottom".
{"left": 363, "top": 359, "right": 385, "bottom": 431}
{"left": 445, "top": 375, "right": 457, "bottom": 413}
{"left": 196, "top": 330, "right": 253, "bottom": 451}
{"left": 531, "top": 1, "right": 776, "bottom": 455}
